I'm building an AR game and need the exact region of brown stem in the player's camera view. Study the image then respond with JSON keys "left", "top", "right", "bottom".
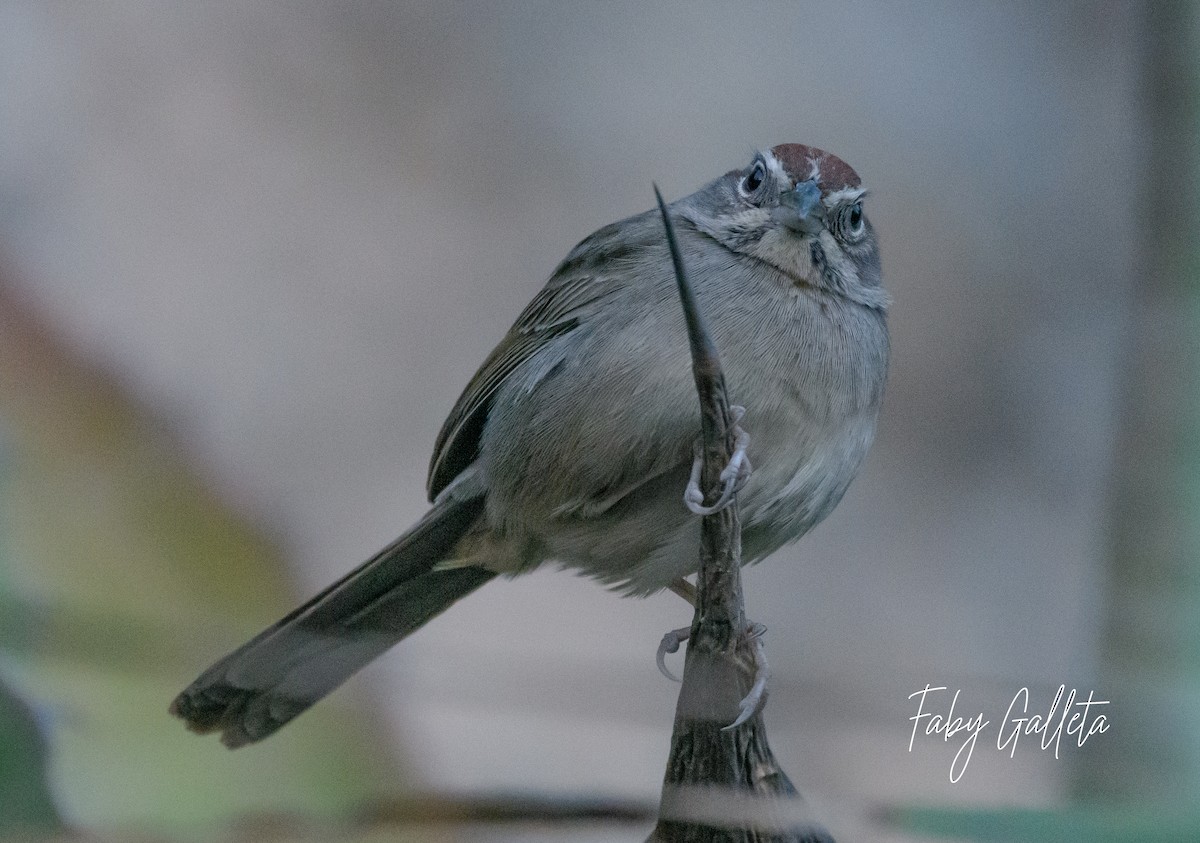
{"left": 648, "top": 186, "right": 833, "bottom": 842}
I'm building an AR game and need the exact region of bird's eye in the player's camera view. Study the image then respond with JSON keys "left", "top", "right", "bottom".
{"left": 841, "top": 201, "right": 865, "bottom": 239}
{"left": 742, "top": 161, "right": 766, "bottom": 194}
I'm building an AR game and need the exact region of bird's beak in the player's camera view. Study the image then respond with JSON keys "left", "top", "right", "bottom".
{"left": 774, "top": 179, "right": 825, "bottom": 235}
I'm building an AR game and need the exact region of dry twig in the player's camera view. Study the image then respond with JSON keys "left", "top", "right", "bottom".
{"left": 648, "top": 186, "right": 834, "bottom": 843}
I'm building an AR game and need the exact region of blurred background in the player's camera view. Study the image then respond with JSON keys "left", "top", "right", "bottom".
{"left": 0, "top": 2, "right": 1196, "bottom": 841}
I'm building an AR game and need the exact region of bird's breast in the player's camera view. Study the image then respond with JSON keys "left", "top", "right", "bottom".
{"left": 717, "top": 285, "right": 887, "bottom": 556}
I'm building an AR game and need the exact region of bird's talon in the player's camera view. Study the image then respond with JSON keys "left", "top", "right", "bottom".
{"left": 722, "top": 623, "right": 770, "bottom": 731}
{"left": 657, "top": 626, "right": 690, "bottom": 682}
{"left": 682, "top": 414, "right": 752, "bottom": 515}
{"left": 724, "top": 697, "right": 758, "bottom": 731}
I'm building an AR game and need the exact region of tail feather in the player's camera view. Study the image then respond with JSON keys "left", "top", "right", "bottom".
{"left": 170, "top": 495, "right": 493, "bottom": 747}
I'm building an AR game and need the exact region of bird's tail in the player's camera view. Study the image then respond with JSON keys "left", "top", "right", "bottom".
{"left": 170, "top": 494, "right": 493, "bottom": 747}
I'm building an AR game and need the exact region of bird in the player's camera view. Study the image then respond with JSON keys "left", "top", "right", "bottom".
{"left": 171, "top": 143, "right": 890, "bottom": 747}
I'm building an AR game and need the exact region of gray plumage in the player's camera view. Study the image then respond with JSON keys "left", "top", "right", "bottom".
{"left": 171, "top": 143, "right": 889, "bottom": 746}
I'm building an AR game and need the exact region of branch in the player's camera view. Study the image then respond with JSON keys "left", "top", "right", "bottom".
{"left": 648, "top": 186, "right": 834, "bottom": 843}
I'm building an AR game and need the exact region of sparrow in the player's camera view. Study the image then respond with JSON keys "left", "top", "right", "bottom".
{"left": 171, "top": 143, "right": 889, "bottom": 747}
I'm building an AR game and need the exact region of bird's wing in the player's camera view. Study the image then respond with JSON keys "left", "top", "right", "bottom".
{"left": 426, "top": 216, "right": 653, "bottom": 500}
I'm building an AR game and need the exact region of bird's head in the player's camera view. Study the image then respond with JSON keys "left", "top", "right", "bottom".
{"left": 682, "top": 143, "right": 888, "bottom": 310}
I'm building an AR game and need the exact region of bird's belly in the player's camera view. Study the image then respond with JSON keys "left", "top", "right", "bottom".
{"left": 521, "top": 409, "right": 878, "bottom": 596}
{"left": 738, "top": 409, "right": 878, "bottom": 560}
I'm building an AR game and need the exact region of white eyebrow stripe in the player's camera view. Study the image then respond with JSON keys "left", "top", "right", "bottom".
{"left": 823, "top": 186, "right": 867, "bottom": 207}
{"left": 762, "top": 149, "right": 790, "bottom": 183}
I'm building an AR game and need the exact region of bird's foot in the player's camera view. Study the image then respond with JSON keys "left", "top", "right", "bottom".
{"left": 724, "top": 621, "right": 770, "bottom": 730}
{"left": 683, "top": 406, "right": 751, "bottom": 515}
{"left": 657, "top": 626, "right": 691, "bottom": 682}
{"left": 655, "top": 616, "right": 769, "bottom": 730}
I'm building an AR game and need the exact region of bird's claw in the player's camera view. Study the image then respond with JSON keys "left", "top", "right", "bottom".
{"left": 723, "top": 622, "right": 769, "bottom": 731}
{"left": 683, "top": 406, "right": 752, "bottom": 515}
{"left": 657, "top": 626, "right": 691, "bottom": 682}
{"left": 656, "top": 619, "right": 770, "bottom": 728}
